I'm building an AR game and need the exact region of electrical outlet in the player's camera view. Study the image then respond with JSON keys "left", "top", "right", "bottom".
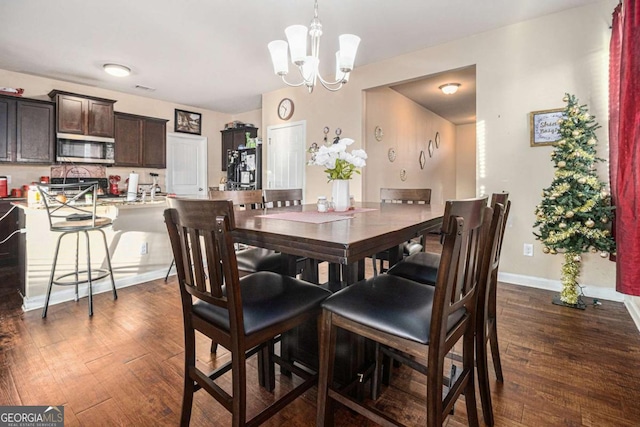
{"left": 140, "top": 242, "right": 148, "bottom": 255}
{"left": 523, "top": 243, "right": 534, "bottom": 257}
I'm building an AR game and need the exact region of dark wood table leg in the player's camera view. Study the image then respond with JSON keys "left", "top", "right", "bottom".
{"left": 279, "top": 253, "right": 299, "bottom": 377}
{"left": 302, "top": 258, "right": 320, "bottom": 283}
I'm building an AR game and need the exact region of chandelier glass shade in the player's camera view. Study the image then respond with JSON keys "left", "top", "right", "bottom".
{"left": 268, "top": 0, "right": 360, "bottom": 92}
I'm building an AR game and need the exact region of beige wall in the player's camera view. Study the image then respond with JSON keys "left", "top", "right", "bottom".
{"left": 455, "top": 123, "right": 476, "bottom": 198}
{"left": 0, "top": 68, "right": 232, "bottom": 188}
{"left": 363, "top": 87, "right": 457, "bottom": 203}
{"left": 261, "top": 1, "right": 620, "bottom": 299}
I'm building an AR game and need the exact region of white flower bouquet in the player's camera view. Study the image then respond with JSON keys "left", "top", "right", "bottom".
{"left": 308, "top": 138, "right": 367, "bottom": 181}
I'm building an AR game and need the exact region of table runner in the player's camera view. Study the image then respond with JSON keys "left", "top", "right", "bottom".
{"left": 256, "top": 208, "right": 377, "bottom": 224}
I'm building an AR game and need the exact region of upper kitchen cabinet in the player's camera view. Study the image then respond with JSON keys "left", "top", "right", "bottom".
{"left": 0, "top": 95, "right": 55, "bottom": 164}
{"left": 48, "top": 90, "right": 116, "bottom": 137}
{"left": 114, "top": 112, "right": 168, "bottom": 168}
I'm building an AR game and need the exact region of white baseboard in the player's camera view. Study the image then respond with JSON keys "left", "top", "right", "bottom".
{"left": 22, "top": 269, "right": 172, "bottom": 312}
{"left": 624, "top": 297, "right": 640, "bottom": 332}
{"left": 498, "top": 272, "right": 625, "bottom": 302}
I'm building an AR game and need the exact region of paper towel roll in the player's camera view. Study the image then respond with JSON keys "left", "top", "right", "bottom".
{"left": 127, "top": 173, "right": 139, "bottom": 201}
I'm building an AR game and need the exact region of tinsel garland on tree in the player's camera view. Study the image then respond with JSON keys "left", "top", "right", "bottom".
{"left": 533, "top": 93, "right": 616, "bottom": 305}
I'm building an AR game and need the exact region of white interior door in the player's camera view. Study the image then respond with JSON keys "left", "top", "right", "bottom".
{"left": 266, "top": 121, "right": 306, "bottom": 193}
{"left": 166, "top": 132, "right": 207, "bottom": 196}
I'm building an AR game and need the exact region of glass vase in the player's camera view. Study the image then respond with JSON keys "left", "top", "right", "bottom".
{"left": 332, "top": 179, "right": 350, "bottom": 212}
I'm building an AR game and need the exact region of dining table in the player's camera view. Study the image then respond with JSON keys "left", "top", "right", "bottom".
{"left": 232, "top": 200, "right": 446, "bottom": 394}
{"left": 232, "top": 201, "right": 445, "bottom": 285}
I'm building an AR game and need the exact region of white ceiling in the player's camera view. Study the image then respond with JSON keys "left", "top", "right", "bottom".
{"left": 0, "top": 0, "right": 599, "bottom": 116}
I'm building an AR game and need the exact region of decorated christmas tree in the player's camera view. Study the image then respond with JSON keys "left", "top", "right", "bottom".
{"left": 533, "top": 93, "right": 616, "bottom": 306}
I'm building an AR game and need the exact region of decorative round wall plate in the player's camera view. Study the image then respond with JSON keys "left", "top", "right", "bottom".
{"left": 435, "top": 132, "right": 441, "bottom": 148}
{"left": 388, "top": 147, "right": 397, "bottom": 162}
{"left": 400, "top": 169, "right": 407, "bottom": 181}
{"left": 428, "top": 140, "right": 434, "bottom": 157}
{"left": 419, "top": 150, "right": 426, "bottom": 169}
{"left": 374, "top": 126, "right": 384, "bottom": 141}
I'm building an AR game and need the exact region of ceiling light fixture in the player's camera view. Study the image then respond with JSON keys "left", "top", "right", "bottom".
{"left": 267, "top": 0, "right": 360, "bottom": 93}
{"left": 439, "top": 83, "right": 461, "bottom": 95}
{"left": 103, "top": 63, "right": 131, "bottom": 77}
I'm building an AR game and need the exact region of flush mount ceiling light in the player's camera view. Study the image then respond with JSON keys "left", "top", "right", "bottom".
{"left": 439, "top": 83, "right": 461, "bottom": 95}
{"left": 267, "top": 0, "right": 360, "bottom": 93}
{"left": 103, "top": 63, "right": 131, "bottom": 77}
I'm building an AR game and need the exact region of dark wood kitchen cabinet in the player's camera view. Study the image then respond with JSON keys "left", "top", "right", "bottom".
{"left": 48, "top": 90, "right": 116, "bottom": 137}
{"left": 221, "top": 126, "right": 257, "bottom": 171}
{"left": 114, "top": 112, "right": 167, "bottom": 168}
{"left": 0, "top": 95, "right": 55, "bottom": 164}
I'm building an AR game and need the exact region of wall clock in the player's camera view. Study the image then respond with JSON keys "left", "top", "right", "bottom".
{"left": 278, "top": 98, "right": 294, "bottom": 120}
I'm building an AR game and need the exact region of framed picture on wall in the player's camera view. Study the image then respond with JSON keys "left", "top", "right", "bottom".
{"left": 175, "top": 109, "right": 202, "bottom": 135}
{"left": 530, "top": 108, "right": 565, "bottom": 146}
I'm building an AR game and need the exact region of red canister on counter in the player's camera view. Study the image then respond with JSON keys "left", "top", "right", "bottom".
{"left": 0, "top": 176, "right": 7, "bottom": 198}
{"left": 40, "top": 176, "right": 50, "bottom": 184}
{"left": 11, "top": 188, "right": 22, "bottom": 198}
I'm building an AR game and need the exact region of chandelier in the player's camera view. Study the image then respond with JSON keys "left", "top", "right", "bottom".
{"left": 267, "top": 0, "right": 360, "bottom": 93}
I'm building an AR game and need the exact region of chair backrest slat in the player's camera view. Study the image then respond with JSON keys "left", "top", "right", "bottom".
{"left": 380, "top": 188, "right": 432, "bottom": 204}
{"left": 263, "top": 189, "right": 303, "bottom": 207}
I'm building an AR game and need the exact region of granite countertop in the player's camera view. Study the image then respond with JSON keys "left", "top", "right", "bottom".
{"left": 12, "top": 196, "right": 167, "bottom": 210}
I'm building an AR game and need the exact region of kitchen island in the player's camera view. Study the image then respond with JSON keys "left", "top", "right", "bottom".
{"left": 14, "top": 197, "right": 173, "bottom": 312}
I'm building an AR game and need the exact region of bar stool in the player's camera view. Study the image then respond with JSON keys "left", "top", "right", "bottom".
{"left": 38, "top": 181, "right": 117, "bottom": 318}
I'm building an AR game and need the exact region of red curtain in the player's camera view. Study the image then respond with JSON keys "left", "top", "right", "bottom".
{"left": 610, "top": 1, "right": 640, "bottom": 296}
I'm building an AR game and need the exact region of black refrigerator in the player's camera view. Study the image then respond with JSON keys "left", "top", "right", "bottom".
{"left": 226, "top": 145, "right": 262, "bottom": 190}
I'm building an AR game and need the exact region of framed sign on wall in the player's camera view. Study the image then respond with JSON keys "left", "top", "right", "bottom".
{"left": 530, "top": 108, "right": 565, "bottom": 146}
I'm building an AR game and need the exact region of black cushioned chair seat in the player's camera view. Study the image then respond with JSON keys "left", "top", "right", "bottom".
{"left": 193, "top": 271, "right": 331, "bottom": 335}
{"left": 321, "top": 274, "right": 465, "bottom": 344}
{"left": 386, "top": 251, "right": 441, "bottom": 284}
{"left": 236, "top": 247, "right": 284, "bottom": 273}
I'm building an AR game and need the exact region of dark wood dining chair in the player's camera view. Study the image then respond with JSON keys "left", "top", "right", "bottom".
{"left": 474, "top": 193, "right": 509, "bottom": 426}
{"left": 209, "top": 189, "right": 265, "bottom": 209}
{"left": 164, "top": 198, "right": 331, "bottom": 427}
{"left": 316, "top": 197, "right": 488, "bottom": 427}
{"left": 209, "top": 190, "right": 284, "bottom": 275}
{"left": 371, "top": 188, "right": 432, "bottom": 276}
{"left": 263, "top": 188, "right": 303, "bottom": 207}
{"left": 386, "top": 192, "right": 511, "bottom": 426}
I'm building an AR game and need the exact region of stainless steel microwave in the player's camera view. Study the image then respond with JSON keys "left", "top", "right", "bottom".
{"left": 56, "top": 133, "right": 115, "bottom": 164}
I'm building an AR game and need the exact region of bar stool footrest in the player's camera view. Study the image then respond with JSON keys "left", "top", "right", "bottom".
{"left": 53, "top": 269, "right": 112, "bottom": 286}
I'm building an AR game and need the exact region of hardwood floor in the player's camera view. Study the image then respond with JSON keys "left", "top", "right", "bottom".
{"left": 1, "top": 264, "right": 639, "bottom": 426}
